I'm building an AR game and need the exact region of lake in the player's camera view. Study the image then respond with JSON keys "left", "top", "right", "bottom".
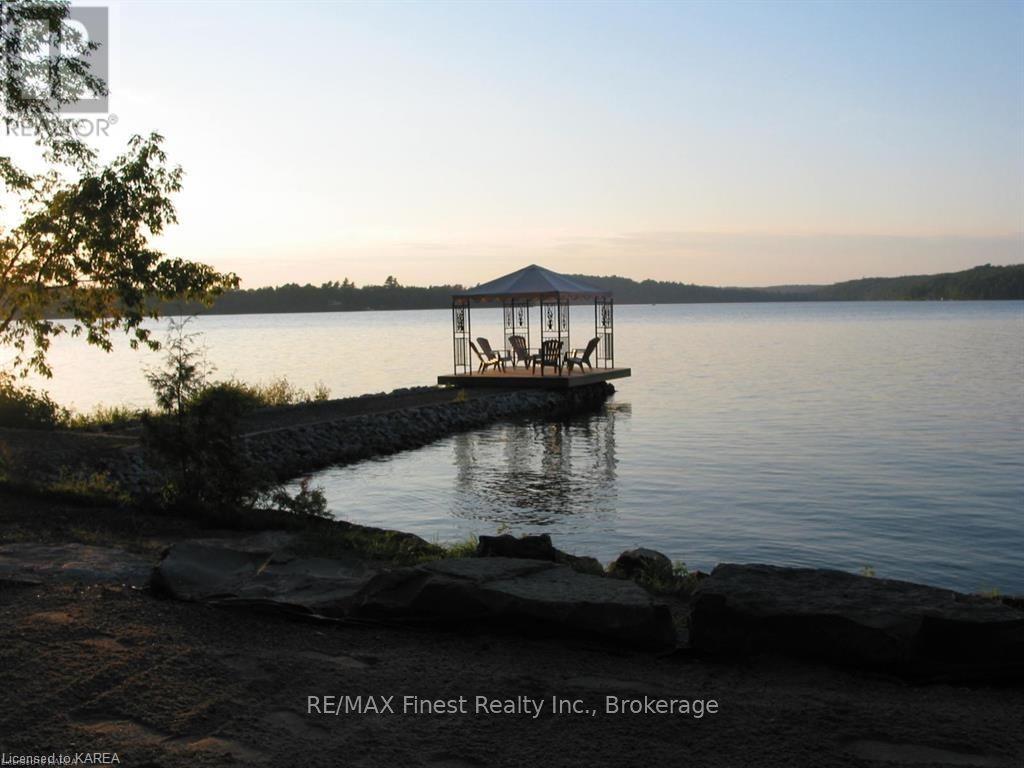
{"left": 27, "top": 301, "right": 1024, "bottom": 593}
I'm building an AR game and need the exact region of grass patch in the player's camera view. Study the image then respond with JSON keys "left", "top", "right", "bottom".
{"left": 629, "top": 560, "right": 700, "bottom": 596}
{"left": 290, "top": 518, "right": 445, "bottom": 565}
{"left": 0, "top": 487, "right": 204, "bottom": 556}
{"left": 440, "top": 534, "right": 479, "bottom": 559}
{"left": 218, "top": 376, "right": 331, "bottom": 408}
{"left": 45, "top": 470, "right": 131, "bottom": 506}
{"left": 66, "top": 405, "right": 148, "bottom": 431}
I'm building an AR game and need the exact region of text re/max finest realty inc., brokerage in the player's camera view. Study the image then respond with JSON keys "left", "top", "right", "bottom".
{"left": 308, "top": 694, "right": 720, "bottom": 719}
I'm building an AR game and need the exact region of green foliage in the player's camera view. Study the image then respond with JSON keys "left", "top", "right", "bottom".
{"left": 217, "top": 376, "right": 332, "bottom": 408}
{"left": 0, "top": 372, "right": 69, "bottom": 428}
{"left": 262, "top": 478, "right": 329, "bottom": 519}
{"left": 618, "top": 558, "right": 699, "bottom": 596}
{"left": 442, "top": 534, "right": 479, "bottom": 559}
{"left": 1, "top": 2, "right": 238, "bottom": 378}
{"left": 292, "top": 521, "right": 445, "bottom": 565}
{"left": 140, "top": 321, "right": 327, "bottom": 522}
{"left": 66, "top": 404, "right": 147, "bottom": 431}
{"left": 144, "top": 318, "right": 210, "bottom": 417}
{"left": 143, "top": 378, "right": 260, "bottom": 518}
{"left": 45, "top": 469, "right": 129, "bottom": 506}
{"left": 859, "top": 565, "right": 876, "bottom": 578}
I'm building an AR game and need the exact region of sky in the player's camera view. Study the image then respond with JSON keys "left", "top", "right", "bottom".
{"left": 6, "top": 0, "right": 1024, "bottom": 288}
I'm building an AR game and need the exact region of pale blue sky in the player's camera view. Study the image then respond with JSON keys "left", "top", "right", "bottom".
{"left": 43, "top": 1, "right": 1024, "bottom": 285}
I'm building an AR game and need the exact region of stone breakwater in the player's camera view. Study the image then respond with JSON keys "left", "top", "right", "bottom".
{"left": 0, "top": 383, "right": 614, "bottom": 497}
{"left": 246, "top": 383, "right": 614, "bottom": 481}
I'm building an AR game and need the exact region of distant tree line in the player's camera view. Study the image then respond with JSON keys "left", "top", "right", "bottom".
{"left": 808, "top": 264, "right": 1024, "bottom": 301}
{"left": 133, "top": 263, "right": 1024, "bottom": 317}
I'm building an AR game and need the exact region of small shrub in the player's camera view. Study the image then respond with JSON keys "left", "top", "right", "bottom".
{"left": 311, "top": 381, "right": 331, "bottom": 402}
{"left": 143, "top": 383, "right": 260, "bottom": 518}
{"left": 141, "top": 321, "right": 330, "bottom": 523}
{"left": 859, "top": 565, "right": 876, "bottom": 578}
{"left": 263, "top": 478, "right": 330, "bottom": 519}
{"left": 215, "top": 376, "right": 331, "bottom": 408}
{"left": 619, "top": 558, "right": 698, "bottom": 595}
{"left": 0, "top": 373, "right": 69, "bottom": 429}
{"left": 200, "top": 380, "right": 265, "bottom": 413}
{"left": 443, "top": 534, "right": 479, "bottom": 558}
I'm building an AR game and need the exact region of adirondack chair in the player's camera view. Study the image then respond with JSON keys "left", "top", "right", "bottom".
{"left": 476, "top": 337, "right": 511, "bottom": 370}
{"left": 469, "top": 341, "right": 502, "bottom": 373}
{"left": 508, "top": 335, "right": 531, "bottom": 368}
{"left": 532, "top": 339, "right": 564, "bottom": 375}
{"left": 564, "top": 337, "right": 599, "bottom": 373}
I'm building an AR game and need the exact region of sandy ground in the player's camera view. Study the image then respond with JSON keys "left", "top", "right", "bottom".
{"left": 1, "top": 577, "right": 1022, "bottom": 768}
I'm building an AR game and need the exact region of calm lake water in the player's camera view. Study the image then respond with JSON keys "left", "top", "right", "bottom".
{"left": 29, "top": 302, "right": 1024, "bottom": 593}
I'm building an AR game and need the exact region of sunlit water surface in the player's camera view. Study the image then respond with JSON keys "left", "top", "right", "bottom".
{"left": 30, "top": 302, "right": 1024, "bottom": 592}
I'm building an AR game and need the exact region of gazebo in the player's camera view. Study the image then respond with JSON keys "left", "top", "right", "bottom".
{"left": 437, "top": 264, "right": 631, "bottom": 389}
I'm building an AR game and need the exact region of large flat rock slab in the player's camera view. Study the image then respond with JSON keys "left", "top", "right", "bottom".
{"left": 483, "top": 565, "right": 674, "bottom": 648}
{"left": 361, "top": 557, "right": 675, "bottom": 648}
{"left": 0, "top": 543, "right": 152, "bottom": 588}
{"left": 690, "top": 564, "right": 1024, "bottom": 682}
{"left": 152, "top": 545, "right": 675, "bottom": 649}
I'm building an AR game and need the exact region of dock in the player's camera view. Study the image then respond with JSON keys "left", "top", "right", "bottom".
{"left": 437, "top": 367, "right": 631, "bottom": 389}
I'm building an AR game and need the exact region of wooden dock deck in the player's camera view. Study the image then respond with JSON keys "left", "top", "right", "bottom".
{"left": 437, "top": 367, "right": 631, "bottom": 389}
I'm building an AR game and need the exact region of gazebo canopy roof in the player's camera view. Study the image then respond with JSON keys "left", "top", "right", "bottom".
{"left": 454, "top": 264, "right": 610, "bottom": 303}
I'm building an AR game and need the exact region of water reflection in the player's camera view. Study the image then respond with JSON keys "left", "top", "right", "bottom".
{"left": 450, "top": 402, "right": 630, "bottom": 526}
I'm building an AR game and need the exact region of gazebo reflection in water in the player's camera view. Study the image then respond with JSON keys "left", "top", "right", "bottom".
{"left": 450, "top": 401, "right": 630, "bottom": 526}
{"left": 437, "top": 264, "right": 631, "bottom": 389}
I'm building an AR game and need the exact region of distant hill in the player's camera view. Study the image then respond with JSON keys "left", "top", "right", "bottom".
{"left": 573, "top": 264, "right": 1023, "bottom": 303}
{"left": 563, "top": 275, "right": 804, "bottom": 304}
{"left": 167, "top": 263, "right": 1022, "bottom": 316}
{"left": 807, "top": 264, "right": 1024, "bottom": 301}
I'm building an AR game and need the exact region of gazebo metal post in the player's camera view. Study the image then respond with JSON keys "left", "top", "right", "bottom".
{"left": 594, "top": 295, "right": 614, "bottom": 368}
{"left": 451, "top": 299, "right": 472, "bottom": 375}
{"left": 503, "top": 298, "right": 528, "bottom": 355}
{"left": 526, "top": 300, "right": 531, "bottom": 353}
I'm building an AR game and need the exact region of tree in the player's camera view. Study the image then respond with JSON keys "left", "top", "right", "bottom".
{"left": 0, "top": 0, "right": 238, "bottom": 377}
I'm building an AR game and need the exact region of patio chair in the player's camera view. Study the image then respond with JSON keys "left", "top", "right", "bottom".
{"left": 564, "top": 337, "right": 599, "bottom": 374}
{"left": 469, "top": 341, "right": 502, "bottom": 373}
{"left": 508, "top": 335, "right": 531, "bottom": 368}
{"left": 476, "top": 337, "right": 511, "bottom": 370}
{"left": 532, "top": 339, "right": 564, "bottom": 376}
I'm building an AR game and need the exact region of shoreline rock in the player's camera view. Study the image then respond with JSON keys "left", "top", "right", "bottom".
{"left": 152, "top": 539, "right": 676, "bottom": 650}
{"left": 690, "top": 563, "right": 1024, "bottom": 683}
